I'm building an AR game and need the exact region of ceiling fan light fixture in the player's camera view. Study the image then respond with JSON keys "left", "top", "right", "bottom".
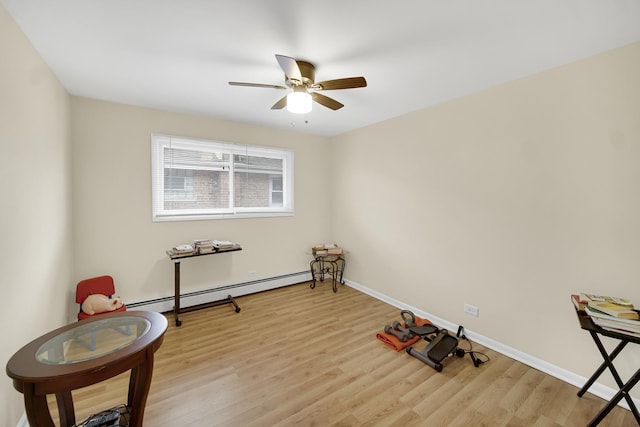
{"left": 286, "top": 91, "right": 312, "bottom": 114}
{"left": 229, "top": 54, "right": 366, "bottom": 112}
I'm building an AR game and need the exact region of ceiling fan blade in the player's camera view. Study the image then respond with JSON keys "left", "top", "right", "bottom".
{"left": 229, "top": 82, "right": 287, "bottom": 90}
{"left": 271, "top": 96, "right": 288, "bottom": 110}
{"left": 311, "top": 92, "right": 344, "bottom": 110}
{"left": 314, "top": 77, "right": 367, "bottom": 91}
{"left": 275, "top": 54, "right": 303, "bottom": 84}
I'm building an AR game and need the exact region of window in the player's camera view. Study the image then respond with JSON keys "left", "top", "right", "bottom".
{"left": 270, "top": 176, "right": 283, "bottom": 206}
{"left": 151, "top": 134, "right": 294, "bottom": 221}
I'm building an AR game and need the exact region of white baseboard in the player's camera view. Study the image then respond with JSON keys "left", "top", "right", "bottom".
{"left": 126, "top": 270, "right": 311, "bottom": 313}
{"left": 345, "top": 278, "right": 640, "bottom": 412}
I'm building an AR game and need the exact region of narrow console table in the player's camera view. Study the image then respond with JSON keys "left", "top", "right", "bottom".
{"left": 6, "top": 311, "right": 167, "bottom": 427}
{"left": 166, "top": 246, "right": 242, "bottom": 326}
{"left": 573, "top": 306, "right": 640, "bottom": 426}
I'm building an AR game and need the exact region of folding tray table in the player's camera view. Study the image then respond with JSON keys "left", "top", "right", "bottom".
{"left": 573, "top": 307, "right": 640, "bottom": 426}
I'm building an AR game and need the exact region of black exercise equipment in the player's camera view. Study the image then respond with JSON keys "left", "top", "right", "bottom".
{"left": 409, "top": 324, "right": 438, "bottom": 336}
{"left": 406, "top": 326, "right": 464, "bottom": 372}
{"left": 379, "top": 309, "right": 489, "bottom": 372}
{"left": 380, "top": 310, "right": 490, "bottom": 371}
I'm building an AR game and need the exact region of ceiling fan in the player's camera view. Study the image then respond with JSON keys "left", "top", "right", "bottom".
{"left": 228, "top": 54, "right": 367, "bottom": 113}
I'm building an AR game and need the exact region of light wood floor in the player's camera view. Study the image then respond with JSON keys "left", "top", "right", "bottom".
{"left": 50, "top": 281, "right": 637, "bottom": 426}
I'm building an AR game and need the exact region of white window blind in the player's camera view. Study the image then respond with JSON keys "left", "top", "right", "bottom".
{"left": 151, "top": 134, "right": 294, "bottom": 221}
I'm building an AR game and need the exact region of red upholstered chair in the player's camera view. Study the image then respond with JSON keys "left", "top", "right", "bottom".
{"left": 76, "top": 275, "right": 128, "bottom": 350}
{"left": 76, "top": 275, "right": 127, "bottom": 321}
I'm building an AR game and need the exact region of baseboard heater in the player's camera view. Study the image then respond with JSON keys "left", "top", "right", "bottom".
{"left": 126, "top": 270, "right": 311, "bottom": 313}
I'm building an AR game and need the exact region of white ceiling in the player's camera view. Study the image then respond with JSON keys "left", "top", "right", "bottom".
{"left": 3, "top": 0, "right": 640, "bottom": 137}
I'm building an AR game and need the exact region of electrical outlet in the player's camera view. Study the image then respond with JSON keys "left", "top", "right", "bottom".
{"left": 248, "top": 270, "right": 257, "bottom": 278}
{"left": 464, "top": 303, "right": 479, "bottom": 317}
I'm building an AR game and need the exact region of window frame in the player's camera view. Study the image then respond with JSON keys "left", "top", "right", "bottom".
{"left": 151, "top": 134, "right": 294, "bottom": 222}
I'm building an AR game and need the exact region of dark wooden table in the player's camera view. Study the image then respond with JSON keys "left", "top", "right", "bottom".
{"left": 573, "top": 307, "right": 640, "bottom": 426}
{"left": 167, "top": 246, "right": 242, "bottom": 326}
{"left": 6, "top": 310, "right": 167, "bottom": 427}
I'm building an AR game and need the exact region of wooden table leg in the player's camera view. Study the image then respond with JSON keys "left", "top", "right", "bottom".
{"left": 56, "top": 391, "right": 75, "bottom": 427}
{"left": 24, "top": 383, "right": 55, "bottom": 427}
{"left": 128, "top": 347, "right": 155, "bottom": 427}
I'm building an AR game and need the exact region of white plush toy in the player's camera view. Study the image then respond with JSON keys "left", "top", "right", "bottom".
{"left": 82, "top": 294, "right": 124, "bottom": 315}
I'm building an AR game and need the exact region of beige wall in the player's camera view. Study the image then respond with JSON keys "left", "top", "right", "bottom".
{"left": 331, "top": 42, "right": 640, "bottom": 394}
{"left": 0, "top": 4, "right": 72, "bottom": 426}
{"left": 71, "top": 97, "right": 331, "bottom": 306}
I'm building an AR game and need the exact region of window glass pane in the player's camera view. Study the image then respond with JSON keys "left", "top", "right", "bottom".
{"left": 270, "top": 176, "right": 283, "bottom": 207}
{"left": 151, "top": 134, "right": 293, "bottom": 221}
{"left": 271, "top": 191, "right": 283, "bottom": 206}
{"left": 272, "top": 176, "right": 283, "bottom": 192}
{"left": 164, "top": 168, "right": 229, "bottom": 209}
{"left": 234, "top": 155, "right": 283, "bottom": 208}
{"left": 162, "top": 146, "right": 230, "bottom": 211}
{"left": 164, "top": 168, "right": 193, "bottom": 197}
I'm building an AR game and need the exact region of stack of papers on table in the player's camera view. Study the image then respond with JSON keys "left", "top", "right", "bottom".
{"left": 580, "top": 294, "right": 640, "bottom": 336}
{"left": 312, "top": 243, "right": 343, "bottom": 256}
{"left": 585, "top": 306, "right": 640, "bottom": 337}
{"left": 174, "top": 244, "right": 194, "bottom": 254}
{"left": 212, "top": 240, "right": 237, "bottom": 250}
{"left": 193, "top": 239, "right": 215, "bottom": 254}
{"left": 168, "top": 244, "right": 195, "bottom": 257}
